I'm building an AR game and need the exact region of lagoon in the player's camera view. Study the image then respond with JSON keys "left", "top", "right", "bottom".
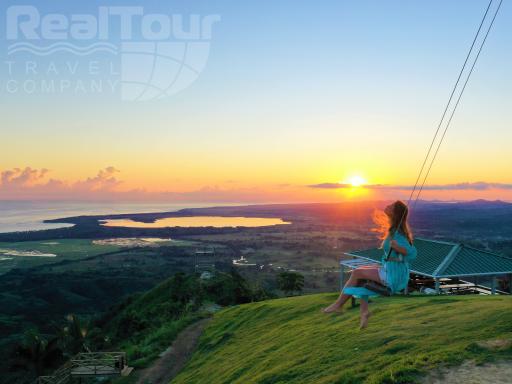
{"left": 101, "top": 216, "right": 290, "bottom": 228}
{"left": 0, "top": 201, "right": 236, "bottom": 233}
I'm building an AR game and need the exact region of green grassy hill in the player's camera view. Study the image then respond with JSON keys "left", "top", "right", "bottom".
{"left": 3, "top": 267, "right": 276, "bottom": 384}
{"left": 173, "top": 294, "right": 512, "bottom": 384}
{"left": 91, "top": 270, "right": 269, "bottom": 376}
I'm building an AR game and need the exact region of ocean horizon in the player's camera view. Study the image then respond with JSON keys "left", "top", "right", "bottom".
{"left": 0, "top": 201, "right": 240, "bottom": 233}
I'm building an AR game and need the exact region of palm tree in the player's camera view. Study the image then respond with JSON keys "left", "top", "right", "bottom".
{"left": 11, "top": 329, "right": 62, "bottom": 378}
{"left": 60, "top": 314, "right": 91, "bottom": 356}
{"left": 277, "top": 272, "right": 305, "bottom": 296}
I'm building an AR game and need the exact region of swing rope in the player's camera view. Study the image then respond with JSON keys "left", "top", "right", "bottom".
{"left": 407, "top": 0, "right": 495, "bottom": 209}
{"left": 387, "top": 0, "right": 503, "bottom": 258}
{"left": 412, "top": 0, "right": 504, "bottom": 209}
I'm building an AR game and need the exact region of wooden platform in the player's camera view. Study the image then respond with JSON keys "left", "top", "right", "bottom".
{"left": 71, "top": 365, "right": 119, "bottom": 376}
{"left": 36, "top": 351, "right": 132, "bottom": 384}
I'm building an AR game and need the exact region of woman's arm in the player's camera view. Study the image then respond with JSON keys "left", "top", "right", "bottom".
{"left": 391, "top": 238, "right": 417, "bottom": 261}
{"left": 383, "top": 235, "right": 417, "bottom": 261}
{"left": 390, "top": 240, "right": 408, "bottom": 255}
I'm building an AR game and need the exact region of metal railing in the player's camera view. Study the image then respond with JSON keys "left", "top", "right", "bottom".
{"left": 70, "top": 352, "right": 126, "bottom": 376}
{"left": 35, "top": 361, "right": 72, "bottom": 384}
{"left": 35, "top": 352, "right": 127, "bottom": 384}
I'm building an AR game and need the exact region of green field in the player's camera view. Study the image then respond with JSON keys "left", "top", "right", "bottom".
{"left": 173, "top": 294, "right": 512, "bottom": 384}
{"left": 0, "top": 238, "right": 204, "bottom": 275}
{"left": 0, "top": 239, "right": 124, "bottom": 274}
{"left": 182, "top": 229, "right": 365, "bottom": 293}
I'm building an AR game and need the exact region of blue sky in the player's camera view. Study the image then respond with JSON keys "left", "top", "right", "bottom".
{"left": 1, "top": 0, "right": 511, "bottom": 202}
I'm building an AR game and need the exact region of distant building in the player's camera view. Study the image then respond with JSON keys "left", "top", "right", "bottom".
{"left": 194, "top": 248, "right": 215, "bottom": 272}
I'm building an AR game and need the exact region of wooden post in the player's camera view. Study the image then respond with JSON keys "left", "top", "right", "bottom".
{"left": 491, "top": 276, "right": 496, "bottom": 295}
{"left": 435, "top": 278, "right": 440, "bottom": 294}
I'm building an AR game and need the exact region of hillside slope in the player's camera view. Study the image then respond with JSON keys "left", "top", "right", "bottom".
{"left": 172, "top": 294, "right": 512, "bottom": 384}
{"left": 92, "top": 270, "right": 266, "bottom": 370}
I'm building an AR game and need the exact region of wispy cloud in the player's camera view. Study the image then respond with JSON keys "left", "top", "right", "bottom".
{"left": 0, "top": 167, "right": 293, "bottom": 202}
{"left": 308, "top": 182, "right": 512, "bottom": 191}
{"left": 0, "top": 167, "right": 123, "bottom": 200}
{"left": 307, "top": 183, "right": 354, "bottom": 189}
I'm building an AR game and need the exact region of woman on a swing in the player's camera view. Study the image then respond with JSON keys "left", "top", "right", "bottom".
{"left": 323, "top": 200, "right": 417, "bottom": 328}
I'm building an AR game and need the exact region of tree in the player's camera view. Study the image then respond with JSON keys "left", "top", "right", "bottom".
{"left": 11, "top": 329, "right": 63, "bottom": 378}
{"left": 202, "top": 269, "right": 253, "bottom": 305}
{"left": 60, "top": 314, "right": 91, "bottom": 356}
{"left": 277, "top": 272, "right": 304, "bottom": 296}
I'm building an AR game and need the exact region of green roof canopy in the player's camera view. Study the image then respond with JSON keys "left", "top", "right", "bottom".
{"left": 345, "top": 238, "right": 512, "bottom": 278}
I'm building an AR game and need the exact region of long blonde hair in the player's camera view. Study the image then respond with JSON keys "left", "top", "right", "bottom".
{"left": 372, "top": 200, "right": 413, "bottom": 244}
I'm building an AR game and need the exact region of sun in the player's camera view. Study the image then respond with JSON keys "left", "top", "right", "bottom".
{"left": 345, "top": 175, "right": 367, "bottom": 188}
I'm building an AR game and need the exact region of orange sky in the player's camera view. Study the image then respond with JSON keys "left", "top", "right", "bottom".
{"left": 1, "top": 166, "right": 511, "bottom": 203}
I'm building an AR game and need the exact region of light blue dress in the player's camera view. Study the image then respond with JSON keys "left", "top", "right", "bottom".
{"left": 343, "top": 231, "right": 417, "bottom": 300}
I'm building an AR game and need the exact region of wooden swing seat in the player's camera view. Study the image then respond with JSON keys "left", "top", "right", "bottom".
{"left": 356, "top": 279, "right": 391, "bottom": 297}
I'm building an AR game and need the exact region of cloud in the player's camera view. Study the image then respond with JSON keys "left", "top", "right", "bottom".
{"left": 413, "top": 182, "right": 512, "bottom": 191}
{"left": 0, "top": 167, "right": 292, "bottom": 202}
{"left": 308, "top": 182, "right": 512, "bottom": 191}
{"left": 73, "top": 167, "right": 122, "bottom": 191}
{"left": 307, "top": 183, "right": 353, "bottom": 189}
{"left": 1, "top": 167, "right": 49, "bottom": 187}
{"left": 2, "top": 167, "right": 512, "bottom": 203}
{"left": 0, "top": 167, "right": 123, "bottom": 200}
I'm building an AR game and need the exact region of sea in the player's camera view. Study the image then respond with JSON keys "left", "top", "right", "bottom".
{"left": 0, "top": 201, "right": 230, "bottom": 233}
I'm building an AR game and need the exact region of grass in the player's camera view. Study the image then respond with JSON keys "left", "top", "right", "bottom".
{"left": 121, "top": 315, "right": 200, "bottom": 368}
{"left": 91, "top": 274, "right": 207, "bottom": 369}
{"left": 173, "top": 294, "right": 512, "bottom": 384}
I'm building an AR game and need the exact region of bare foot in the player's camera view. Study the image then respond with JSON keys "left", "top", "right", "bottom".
{"left": 322, "top": 303, "right": 342, "bottom": 313}
{"left": 359, "top": 311, "right": 372, "bottom": 329}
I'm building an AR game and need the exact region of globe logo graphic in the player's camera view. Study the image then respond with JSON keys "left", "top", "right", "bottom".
{"left": 120, "top": 41, "right": 211, "bottom": 101}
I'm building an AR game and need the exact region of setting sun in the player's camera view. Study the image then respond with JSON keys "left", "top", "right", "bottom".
{"left": 345, "top": 175, "right": 368, "bottom": 188}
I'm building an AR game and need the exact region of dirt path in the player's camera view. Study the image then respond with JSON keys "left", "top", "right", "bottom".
{"left": 421, "top": 360, "right": 512, "bottom": 384}
{"left": 136, "top": 318, "right": 210, "bottom": 384}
